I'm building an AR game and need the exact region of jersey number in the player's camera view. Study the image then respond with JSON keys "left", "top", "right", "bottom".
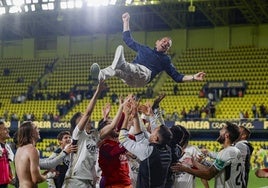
{"left": 235, "top": 163, "right": 242, "bottom": 186}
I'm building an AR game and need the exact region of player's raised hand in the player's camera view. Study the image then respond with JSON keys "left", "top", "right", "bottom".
{"left": 102, "top": 103, "right": 111, "bottom": 121}
{"left": 122, "top": 12, "right": 130, "bottom": 22}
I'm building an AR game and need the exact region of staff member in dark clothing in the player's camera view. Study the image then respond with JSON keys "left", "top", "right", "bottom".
{"left": 119, "top": 97, "right": 173, "bottom": 188}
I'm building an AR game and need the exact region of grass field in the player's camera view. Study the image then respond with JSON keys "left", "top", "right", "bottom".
{"left": 196, "top": 170, "right": 268, "bottom": 188}
{"left": 8, "top": 169, "right": 268, "bottom": 188}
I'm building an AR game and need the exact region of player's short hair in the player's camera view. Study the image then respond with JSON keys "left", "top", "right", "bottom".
{"left": 158, "top": 125, "right": 173, "bottom": 146}
{"left": 239, "top": 125, "right": 251, "bottom": 139}
{"left": 57, "top": 131, "right": 71, "bottom": 141}
{"left": 226, "top": 122, "right": 240, "bottom": 143}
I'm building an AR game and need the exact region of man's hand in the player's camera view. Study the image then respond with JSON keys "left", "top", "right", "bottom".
{"left": 63, "top": 143, "right": 72, "bottom": 154}
{"left": 152, "top": 93, "right": 166, "bottom": 110}
{"left": 122, "top": 12, "right": 130, "bottom": 23}
{"left": 102, "top": 103, "right": 111, "bottom": 120}
{"left": 194, "top": 72, "right": 206, "bottom": 81}
{"left": 63, "top": 143, "right": 78, "bottom": 154}
{"left": 201, "top": 148, "right": 209, "bottom": 156}
{"left": 122, "top": 96, "right": 133, "bottom": 117}
{"left": 170, "top": 162, "right": 186, "bottom": 173}
{"left": 138, "top": 101, "right": 153, "bottom": 116}
{"left": 43, "top": 170, "right": 58, "bottom": 179}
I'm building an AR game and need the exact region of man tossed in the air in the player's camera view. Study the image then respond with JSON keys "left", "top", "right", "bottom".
{"left": 91, "top": 12, "right": 205, "bottom": 87}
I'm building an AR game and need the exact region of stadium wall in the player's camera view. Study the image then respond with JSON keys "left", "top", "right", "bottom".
{"left": 1, "top": 24, "right": 268, "bottom": 58}
{"left": 5, "top": 120, "right": 268, "bottom": 141}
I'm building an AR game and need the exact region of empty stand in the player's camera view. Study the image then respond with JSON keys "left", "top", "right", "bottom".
{"left": 160, "top": 46, "right": 268, "bottom": 120}
{"left": 1, "top": 46, "right": 267, "bottom": 121}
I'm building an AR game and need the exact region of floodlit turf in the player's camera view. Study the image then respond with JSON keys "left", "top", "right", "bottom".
{"left": 195, "top": 170, "right": 268, "bottom": 188}
{"left": 8, "top": 169, "right": 268, "bottom": 188}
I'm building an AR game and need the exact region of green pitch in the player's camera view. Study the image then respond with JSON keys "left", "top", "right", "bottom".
{"left": 195, "top": 170, "right": 268, "bottom": 188}
{"left": 8, "top": 169, "right": 268, "bottom": 188}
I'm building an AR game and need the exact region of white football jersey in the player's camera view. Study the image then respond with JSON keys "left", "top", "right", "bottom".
{"left": 174, "top": 145, "right": 202, "bottom": 188}
{"left": 65, "top": 127, "right": 99, "bottom": 181}
{"left": 213, "top": 146, "right": 244, "bottom": 188}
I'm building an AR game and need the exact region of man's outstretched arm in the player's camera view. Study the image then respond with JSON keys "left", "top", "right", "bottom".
{"left": 182, "top": 72, "right": 206, "bottom": 82}
{"left": 76, "top": 80, "right": 106, "bottom": 131}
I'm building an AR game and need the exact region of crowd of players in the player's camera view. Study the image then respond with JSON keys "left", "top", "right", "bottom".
{"left": 0, "top": 80, "right": 267, "bottom": 188}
